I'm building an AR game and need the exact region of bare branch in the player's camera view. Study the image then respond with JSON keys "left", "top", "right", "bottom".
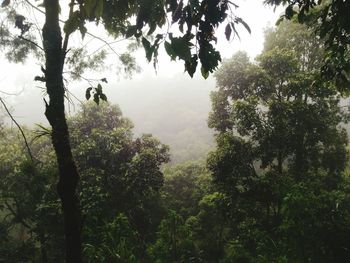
{"left": 88, "top": 37, "right": 127, "bottom": 57}
{"left": 85, "top": 32, "right": 121, "bottom": 58}
{"left": 0, "top": 97, "right": 34, "bottom": 162}
{"left": 23, "top": 0, "right": 45, "bottom": 16}
{"left": 5, "top": 200, "right": 34, "bottom": 231}
{"left": 0, "top": 87, "right": 24, "bottom": 96}
{"left": 18, "top": 35, "right": 44, "bottom": 51}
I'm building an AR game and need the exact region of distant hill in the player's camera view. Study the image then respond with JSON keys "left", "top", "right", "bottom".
{"left": 6, "top": 72, "right": 217, "bottom": 164}
{"left": 110, "top": 74, "right": 216, "bottom": 163}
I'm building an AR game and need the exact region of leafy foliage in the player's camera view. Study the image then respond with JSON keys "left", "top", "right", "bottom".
{"left": 207, "top": 20, "right": 350, "bottom": 262}
{"left": 2, "top": 2, "right": 350, "bottom": 262}
{"left": 0, "top": 9, "right": 41, "bottom": 63}
{"left": 61, "top": 0, "right": 251, "bottom": 78}
{"left": 1, "top": 0, "right": 245, "bottom": 261}
{"left": 68, "top": 103, "right": 170, "bottom": 241}
{"left": 0, "top": 103, "right": 170, "bottom": 261}
{"left": 162, "top": 162, "right": 212, "bottom": 218}
{"left": 265, "top": 0, "right": 350, "bottom": 91}
{"left": 84, "top": 214, "right": 139, "bottom": 263}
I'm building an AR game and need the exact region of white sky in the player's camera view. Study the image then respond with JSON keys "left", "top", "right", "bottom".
{"left": 0, "top": 0, "right": 284, "bottom": 126}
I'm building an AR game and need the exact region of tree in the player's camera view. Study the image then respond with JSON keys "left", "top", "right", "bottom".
{"left": 207, "top": 20, "right": 350, "bottom": 261}
{"left": 0, "top": 102, "right": 170, "bottom": 261}
{"left": 0, "top": 126, "right": 63, "bottom": 262}
{"left": 69, "top": 102, "right": 170, "bottom": 247}
{"left": 148, "top": 210, "right": 200, "bottom": 263}
{"left": 265, "top": 0, "right": 350, "bottom": 91}
{"left": 209, "top": 21, "right": 348, "bottom": 179}
{"left": 1, "top": 0, "right": 249, "bottom": 261}
{"left": 162, "top": 162, "right": 212, "bottom": 218}
{"left": 84, "top": 214, "right": 140, "bottom": 263}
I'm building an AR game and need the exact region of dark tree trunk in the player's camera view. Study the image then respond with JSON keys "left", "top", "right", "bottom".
{"left": 42, "top": 1, "right": 82, "bottom": 262}
{"left": 40, "top": 238, "right": 48, "bottom": 263}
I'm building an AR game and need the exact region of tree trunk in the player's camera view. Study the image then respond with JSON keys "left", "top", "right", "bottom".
{"left": 40, "top": 237, "right": 48, "bottom": 263}
{"left": 43, "top": 1, "right": 82, "bottom": 262}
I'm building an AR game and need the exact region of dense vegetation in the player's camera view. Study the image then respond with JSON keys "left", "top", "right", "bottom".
{"left": 0, "top": 1, "right": 250, "bottom": 259}
{"left": 2, "top": 16, "right": 350, "bottom": 262}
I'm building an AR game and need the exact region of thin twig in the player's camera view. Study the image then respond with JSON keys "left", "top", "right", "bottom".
{"left": 24, "top": 0, "right": 45, "bottom": 16}
{"left": 18, "top": 35, "right": 44, "bottom": 51}
{"left": 24, "top": 0, "right": 122, "bottom": 58}
{"left": 66, "top": 88, "right": 84, "bottom": 105}
{"left": 88, "top": 37, "right": 127, "bottom": 56}
{"left": 85, "top": 32, "right": 121, "bottom": 57}
{"left": 0, "top": 97, "right": 34, "bottom": 162}
{"left": 0, "top": 87, "right": 24, "bottom": 96}
{"left": 64, "top": 71, "right": 105, "bottom": 85}
{"left": 5, "top": 200, "right": 34, "bottom": 231}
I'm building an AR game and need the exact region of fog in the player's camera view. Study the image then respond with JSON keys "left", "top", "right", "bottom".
{"left": 2, "top": 66, "right": 216, "bottom": 162}
{"left": 0, "top": 1, "right": 283, "bottom": 162}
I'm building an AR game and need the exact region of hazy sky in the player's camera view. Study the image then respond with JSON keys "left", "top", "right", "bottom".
{"left": 0, "top": 1, "right": 283, "bottom": 128}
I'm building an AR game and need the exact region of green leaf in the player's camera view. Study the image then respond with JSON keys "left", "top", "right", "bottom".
{"left": 198, "top": 42, "right": 221, "bottom": 76}
{"left": 142, "top": 37, "right": 155, "bottom": 62}
{"left": 297, "top": 10, "right": 306, "bottom": 23}
{"left": 84, "top": 0, "right": 93, "bottom": 17}
{"left": 285, "top": 5, "right": 295, "bottom": 19}
{"left": 96, "top": 83, "right": 103, "bottom": 93}
{"left": 201, "top": 66, "right": 209, "bottom": 79}
{"left": 1, "top": 0, "right": 10, "bottom": 8}
{"left": 185, "top": 55, "right": 198, "bottom": 78}
{"left": 84, "top": 0, "right": 103, "bottom": 18}
{"left": 231, "top": 22, "right": 240, "bottom": 39}
{"left": 33, "top": 124, "right": 51, "bottom": 140}
{"left": 225, "top": 23, "right": 232, "bottom": 41}
{"left": 100, "top": 93, "right": 107, "bottom": 101}
{"left": 142, "top": 37, "right": 151, "bottom": 50}
{"left": 85, "top": 87, "right": 92, "bottom": 100}
{"left": 236, "top": 17, "right": 251, "bottom": 34}
{"left": 170, "top": 36, "right": 191, "bottom": 61}
{"left": 172, "top": 0, "right": 183, "bottom": 23}
{"left": 79, "top": 24, "right": 87, "bottom": 39}
{"left": 64, "top": 11, "right": 80, "bottom": 35}
{"left": 84, "top": 0, "right": 95, "bottom": 17}
{"left": 93, "top": 93, "right": 99, "bottom": 105}
{"left": 164, "top": 41, "right": 176, "bottom": 60}
{"left": 125, "top": 25, "right": 137, "bottom": 38}
{"left": 147, "top": 23, "right": 157, "bottom": 35}
{"left": 147, "top": 47, "right": 155, "bottom": 62}
{"left": 95, "top": 0, "right": 103, "bottom": 18}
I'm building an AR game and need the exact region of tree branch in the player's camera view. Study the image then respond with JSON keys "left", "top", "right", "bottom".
{"left": 0, "top": 97, "right": 34, "bottom": 162}
{"left": 85, "top": 32, "right": 121, "bottom": 58}
{"left": 24, "top": 0, "right": 45, "bottom": 16}
{"left": 23, "top": 0, "right": 123, "bottom": 59}
{"left": 62, "top": 0, "right": 76, "bottom": 59}
{"left": 4, "top": 201, "right": 34, "bottom": 231}
{"left": 18, "top": 35, "right": 44, "bottom": 51}
{"left": 0, "top": 87, "right": 24, "bottom": 96}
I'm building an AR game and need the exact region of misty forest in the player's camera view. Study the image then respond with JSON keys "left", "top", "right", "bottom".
{"left": 1, "top": 0, "right": 350, "bottom": 262}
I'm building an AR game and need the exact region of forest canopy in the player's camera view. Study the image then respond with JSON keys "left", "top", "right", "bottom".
{"left": 2, "top": 13, "right": 350, "bottom": 262}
